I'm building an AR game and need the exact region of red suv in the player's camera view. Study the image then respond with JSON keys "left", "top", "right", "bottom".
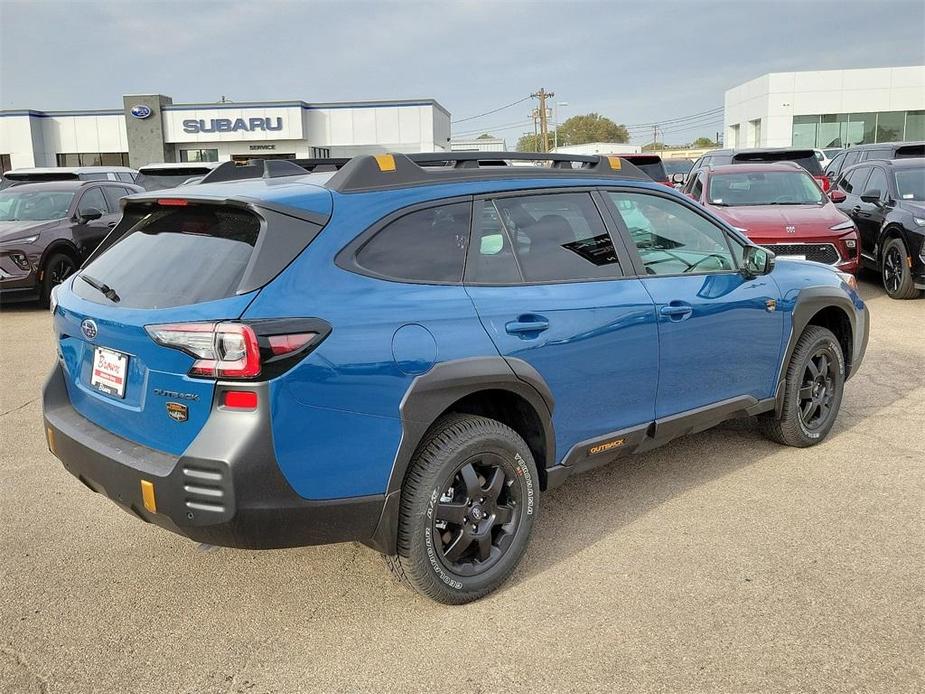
{"left": 683, "top": 162, "right": 859, "bottom": 273}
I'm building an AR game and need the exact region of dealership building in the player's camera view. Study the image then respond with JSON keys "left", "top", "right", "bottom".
{"left": 723, "top": 65, "right": 925, "bottom": 149}
{"left": 0, "top": 93, "right": 452, "bottom": 172}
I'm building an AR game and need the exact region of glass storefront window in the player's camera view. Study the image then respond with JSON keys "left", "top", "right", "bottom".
{"left": 818, "top": 114, "right": 847, "bottom": 148}
{"left": 847, "top": 113, "right": 876, "bottom": 145}
{"left": 792, "top": 115, "right": 818, "bottom": 148}
{"left": 906, "top": 111, "right": 925, "bottom": 141}
{"left": 55, "top": 152, "right": 128, "bottom": 167}
{"left": 875, "top": 112, "right": 905, "bottom": 142}
{"left": 180, "top": 149, "right": 219, "bottom": 162}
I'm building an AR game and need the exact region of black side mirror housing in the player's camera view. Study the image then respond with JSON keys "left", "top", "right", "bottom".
{"left": 743, "top": 245, "right": 775, "bottom": 277}
{"left": 859, "top": 189, "right": 882, "bottom": 204}
{"left": 78, "top": 207, "right": 103, "bottom": 222}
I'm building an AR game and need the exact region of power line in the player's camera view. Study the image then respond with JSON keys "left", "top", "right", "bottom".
{"left": 451, "top": 96, "right": 532, "bottom": 124}
{"left": 453, "top": 119, "right": 534, "bottom": 137}
{"left": 623, "top": 106, "right": 724, "bottom": 129}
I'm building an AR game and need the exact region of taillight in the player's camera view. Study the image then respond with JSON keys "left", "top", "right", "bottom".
{"left": 146, "top": 319, "right": 331, "bottom": 380}
{"left": 815, "top": 175, "right": 830, "bottom": 192}
{"left": 147, "top": 322, "right": 261, "bottom": 378}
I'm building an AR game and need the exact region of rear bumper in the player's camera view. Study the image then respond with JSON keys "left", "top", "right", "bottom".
{"left": 42, "top": 363, "right": 384, "bottom": 549}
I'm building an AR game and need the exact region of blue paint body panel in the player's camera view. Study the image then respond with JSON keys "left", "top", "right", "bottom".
{"left": 50, "top": 168, "right": 868, "bottom": 504}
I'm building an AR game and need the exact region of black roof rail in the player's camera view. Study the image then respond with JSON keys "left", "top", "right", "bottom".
{"left": 199, "top": 159, "right": 307, "bottom": 184}
{"left": 326, "top": 151, "right": 647, "bottom": 193}
{"left": 290, "top": 157, "right": 352, "bottom": 173}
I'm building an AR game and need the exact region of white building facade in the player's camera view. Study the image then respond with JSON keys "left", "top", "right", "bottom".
{"left": 0, "top": 94, "right": 451, "bottom": 171}
{"left": 723, "top": 66, "right": 925, "bottom": 149}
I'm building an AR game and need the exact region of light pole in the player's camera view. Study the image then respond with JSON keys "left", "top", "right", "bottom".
{"left": 554, "top": 101, "right": 568, "bottom": 150}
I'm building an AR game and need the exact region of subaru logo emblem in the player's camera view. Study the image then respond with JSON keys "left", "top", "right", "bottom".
{"left": 130, "top": 104, "right": 152, "bottom": 119}
{"left": 81, "top": 319, "right": 98, "bottom": 340}
{"left": 785, "top": 225, "right": 796, "bottom": 234}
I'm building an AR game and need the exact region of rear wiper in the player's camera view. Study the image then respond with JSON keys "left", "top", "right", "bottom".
{"left": 78, "top": 273, "right": 120, "bottom": 303}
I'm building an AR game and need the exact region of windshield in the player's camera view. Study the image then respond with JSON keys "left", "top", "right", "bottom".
{"left": 135, "top": 172, "right": 208, "bottom": 191}
{"left": 0, "top": 189, "right": 74, "bottom": 221}
{"left": 894, "top": 169, "right": 924, "bottom": 201}
{"left": 708, "top": 171, "right": 825, "bottom": 206}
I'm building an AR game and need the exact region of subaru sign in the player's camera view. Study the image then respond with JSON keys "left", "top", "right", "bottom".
{"left": 182, "top": 117, "right": 284, "bottom": 134}
{"left": 130, "top": 104, "right": 152, "bottom": 119}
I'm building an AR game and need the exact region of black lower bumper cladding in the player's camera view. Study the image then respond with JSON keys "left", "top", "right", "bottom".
{"left": 42, "top": 364, "right": 384, "bottom": 549}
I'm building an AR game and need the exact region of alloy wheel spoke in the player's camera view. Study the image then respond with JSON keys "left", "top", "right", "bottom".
{"left": 436, "top": 502, "right": 469, "bottom": 525}
{"left": 493, "top": 505, "right": 514, "bottom": 525}
{"left": 799, "top": 385, "right": 814, "bottom": 400}
{"left": 443, "top": 529, "right": 473, "bottom": 562}
{"left": 818, "top": 355, "right": 829, "bottom": 378}
{"left": 806, "top": 360, "right": 819, "bottom": 379}
{"left": 476, "top": 533, "right": 492, "bottom": 562}
{"left": 801, "top": 400, "right": 818, "bottom": 422}
{"left": 458, "top": 463, "right": 482, "bottom": 499}
{"left": 484, "top": 467, "right": 505, "bottom": 502}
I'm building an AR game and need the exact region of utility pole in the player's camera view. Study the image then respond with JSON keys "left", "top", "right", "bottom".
{"left": 531, "top": 88, "right": 554, "bottom": 153}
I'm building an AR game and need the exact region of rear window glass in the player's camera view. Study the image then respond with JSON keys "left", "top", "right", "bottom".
{"left": 73, "top": 206, "right": 260, "bottom": 308}
{"left": 895, "top": 144, "right": 925, "bottom": 158}
{"left": 732, "top": 151, "right": 823, "bottom": 176}
{"left": 626, "top": 157, "right": 667, "bottom": 181}
{"left": 135, "top": 170, "right": 213, "bottom": 191}
{"left": 355, "top": 202, "right": 470, "bottom": 283}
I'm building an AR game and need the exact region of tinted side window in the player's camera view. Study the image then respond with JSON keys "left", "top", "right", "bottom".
{"left": 355, "top": 202, "right": 470, "bottom": 283}
{"left": 102, "top": 185, "right": 127, "bottom": 211}
{"left": 117, "top": 173, "right": 135, "bottom": 183}
{"left": 840, "top": 166, "right": 870, "bottom": 194}
{"left": 81, "top": 173, "right": 109, "bottom": 181}
{"left": 466, "top": 200, "right": 522, "bottom": 284}
{"left": 864, "top": 168, "right": 888, "bottom": 198}
{"left": 78, "top": 187, "right": 107, "bottom": 215}
{"left": 843, "top": 150, "right": 861, "bottom": 167}
{"left": 608, "top": 192, "right": 736, "bottom": 276}
{"left": 690, "top": 174, "right": 704, "bottom": 200}
{"left": 825, "top": 152, "right": 845, "bottom": 178}
{"left": 487, "top": 192, "right": 621, "bottom": 283}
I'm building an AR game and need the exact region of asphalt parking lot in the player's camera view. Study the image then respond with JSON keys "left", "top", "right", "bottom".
{"left": 1, "top": 277, "right": 922, "bottom": 694}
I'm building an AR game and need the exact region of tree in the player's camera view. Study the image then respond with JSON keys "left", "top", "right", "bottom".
{"left": 557, "top": 113, "right": 629, "bottom": 146}
{"left": 516, "top": 132, "right": 550, "bottom": 152}
{"left": 692, "top": 136, "right": 718, "bottom": 148}
{"left": 476, "top": 133, "right": 495, "bottom": 140}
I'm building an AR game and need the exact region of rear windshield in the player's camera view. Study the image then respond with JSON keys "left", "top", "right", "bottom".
{"left": 894, "top": 169, "right": 924, "bottom": 201}
{"left": 708, "top": 171, "right": 825, "bottom": 207}
{"left": 73, "top": 206, "right": 260, "bottom": 308}
{"left": 895, "top": 144, "right": 925, "bottom": 158}
{"left": 732, "top": 151, "right": 823, "bottom": 176}
{"left": 135, "top": 170, "right": 212, "bottom": 191}
{"left": 5, "top": 172, "right": 80, "bottom": 183}
{"left": 626, "top": 157, "right": 667, "bottom": 181}
{"left": 662, "top": 159, "right": 693, "bottom": 175}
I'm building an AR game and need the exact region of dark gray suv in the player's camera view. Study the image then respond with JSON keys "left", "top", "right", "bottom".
{"left": 0, "top": 180, "right": 142, "bottom": 304}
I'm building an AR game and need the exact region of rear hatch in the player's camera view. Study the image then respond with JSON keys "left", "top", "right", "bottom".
{"left": 732, "top": 149, "right": 824, "bottom": 176}
{"left": 54, "top": 198, "right": 327, "bottom": 455}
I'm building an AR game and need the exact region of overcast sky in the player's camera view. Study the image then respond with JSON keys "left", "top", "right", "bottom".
{"left": 1, "top": 0, "right": 923, "bottom": 144}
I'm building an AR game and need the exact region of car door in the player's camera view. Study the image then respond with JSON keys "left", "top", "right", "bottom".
{"left": 603, "top": 189, "right": 783, "bottom": 418}
{"left": 464, "top": 191, "right": 659, "bottom": 457}
{"left": 853, "top": 165, "right": 890, "bottom": 258}
{"left": 71, "top": 186, "right": 116, "bottom": 257}
{"left": 833, "top": 166, "right": 873, "bottom": 260}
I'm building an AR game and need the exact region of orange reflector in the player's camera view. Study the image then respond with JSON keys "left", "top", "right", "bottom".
{"left": 46, "top": 426, "right": 56, "bottom": 454}
{"left": 140, "top": 480, "right": 157, "bottom": 513}
{"left": 374, "top": 154, "right": 396, "bottom": 172}
{"left": 607, "top": 156, "right": 622, "bottom": 170}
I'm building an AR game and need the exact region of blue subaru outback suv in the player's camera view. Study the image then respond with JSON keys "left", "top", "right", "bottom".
{"left": 42, "top": 152, "right": 868, "bottom": 603}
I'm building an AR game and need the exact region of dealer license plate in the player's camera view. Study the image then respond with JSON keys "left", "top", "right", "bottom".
{"left": 91, "top": 347, "right": 128, "bottom": 398}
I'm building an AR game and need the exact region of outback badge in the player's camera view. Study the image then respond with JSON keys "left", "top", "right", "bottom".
{"left": 166, "top": 402, "right": 188, "bottom": 423}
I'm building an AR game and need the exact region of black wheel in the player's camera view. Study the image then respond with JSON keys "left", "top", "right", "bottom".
{"left": 383, "top": 414, "right": 539, "bottom": 604}
{"left": 40, "top": 252, "right": 77, "bottom": 307}
{"left": 762, "top": 325, "right": 845, "bottom": 447}
{"left": 881, "top": 237, "right": 922, "bottom": 299}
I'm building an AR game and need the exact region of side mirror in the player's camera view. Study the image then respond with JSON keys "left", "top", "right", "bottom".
{"left": 829, "top": 189, "right": 847, "bottom": 203}
{"left": 743, "top": 245, "right": 775, "bottom": 277}
{"left": 670, "top": 172, "right": 685, "bottom": 184}
{"left": 859, "top": 189, "right": 882, "bottom": 204}
{"left": 78, "top": 207, "right": 103, "bottom": 222}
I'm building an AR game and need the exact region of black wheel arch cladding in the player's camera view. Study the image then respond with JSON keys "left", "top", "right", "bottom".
{"left": 367, "top": 356, "right": 555, "bottom": 555}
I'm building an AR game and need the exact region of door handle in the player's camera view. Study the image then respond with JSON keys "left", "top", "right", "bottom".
{"left": 659, "top": 302, "right": 693, "bottom": 321}
{"left": 107, "top": 221, "right": 117, "bottom": 229}
{"left": 852, "top": 205, "right": 861, "bottom": 214}
{"left": 505, "top": 315, "right": 549, "bottom": 336}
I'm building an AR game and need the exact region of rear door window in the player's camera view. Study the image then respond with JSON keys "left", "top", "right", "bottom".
{"left": 864, "top": 167, "right": 888, "bottom": 198}
{"left": 840, "top": 166, "right": 870, "bottom": 194}
{"left": 78, "top": 187, "right": 108, "bottom": 215}
{"left": 482, "top": 192, "right": 622, "bottom": 283}
{"left": 354, "top": 202, "right": 470, "bottom": 283}
{"left": 74, "top": 206, "right": 262, "bottom": 308}
{"left": 102, "top": 185, "right": 129, "bottom": 211}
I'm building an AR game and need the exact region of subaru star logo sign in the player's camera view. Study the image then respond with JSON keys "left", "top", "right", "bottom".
{"left": 81, "top": 319, "right": 98, "bottom": 340}
{"left": 130, "top": 104, "right": 152, "bottom": 119}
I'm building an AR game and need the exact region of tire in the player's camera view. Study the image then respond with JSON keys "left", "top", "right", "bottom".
{"left": 40, "top": 252, "right": 77, "bottom": 307}
{"left": 383, "top": 413, "right": 539, "bottom": 604}
{"left": 881, "top": 237, "right": 922, "bottom": 300}
{"left": 762, "top": 325, "right": 845, "bottom": 448}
